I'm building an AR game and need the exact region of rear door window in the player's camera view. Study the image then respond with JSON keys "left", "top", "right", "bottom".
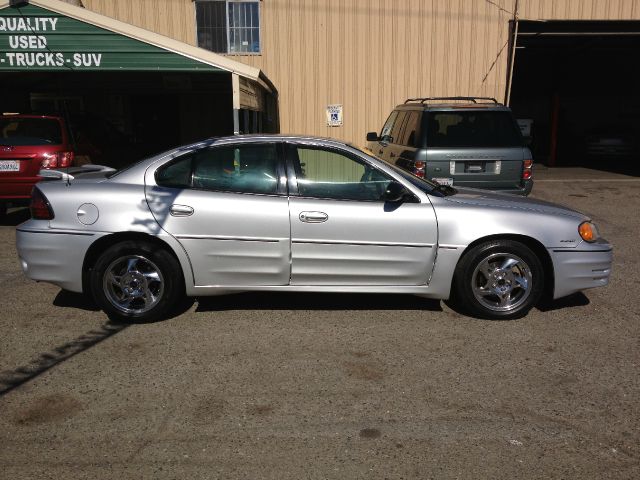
{"left": 0, "top": 117, "right": 63, "bottom": 146}
{"left": 427, "top": 111, "right": 523, "bottom": 148}
{"left": 156, "top": 143, "right": 281, "bottom": 195}
{"left": 389, "top": 111, "right": 408, "bottom": 145}
{"left": 399, "top": 112, "right": 420, "bottom": 147}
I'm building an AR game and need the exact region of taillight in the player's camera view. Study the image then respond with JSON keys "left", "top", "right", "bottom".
{"left": 58, "top": 151, "right": 74, "bottom": 167}
{"left": 40, "top": 151, "right": 74, "bottom": 169}
{"left": 413, "top": 161, "right": 426, "bottom": 178}
{"left": 522, "top": 159, "right": 533, "bottom": 181}
{"left": 29, "top": 187, "right": 54, "bottom": 220}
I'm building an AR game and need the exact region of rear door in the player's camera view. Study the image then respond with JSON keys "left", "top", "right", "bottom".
{"left": 286, "top": 143, "right": 437, "bottom": 286}
{"left": 424, "top": 110, "right": 524, "bottom": 190}
{"left": 146, "top": 141, "right": 291, "bottom": 287}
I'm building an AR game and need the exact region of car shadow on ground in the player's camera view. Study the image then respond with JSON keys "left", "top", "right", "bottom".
{"left": 53, "top": 290, "right": 101, "bottom": 311}
{"left": 536, "top": 292, "right": 590, "bottom": 312}
{"left": 53, "top": 290, "right": 195, "bottom": 323}
{"left": 0, "top": 207, "right": 30, "bottom": 226}
{"left": 196, "top": 292, "right": 443, "bottom": 313}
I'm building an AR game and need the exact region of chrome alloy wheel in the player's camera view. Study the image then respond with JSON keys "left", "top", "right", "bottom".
{"left": 103, "top": 255, "right": 165, "bottom": 315}
{"left": 471, "top": 252, "right": 533, "bottom": 313}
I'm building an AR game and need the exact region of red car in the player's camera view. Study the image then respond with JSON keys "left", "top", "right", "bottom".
{"left": 0, "top": 114, "right": 75, "bottom": 216}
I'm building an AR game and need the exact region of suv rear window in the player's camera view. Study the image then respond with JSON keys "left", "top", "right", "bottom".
{"left": 427, "top": 111, "right": 522, "bottom": 148}
{"left": 0, "top": 118, "right": 63, "bottom": 146}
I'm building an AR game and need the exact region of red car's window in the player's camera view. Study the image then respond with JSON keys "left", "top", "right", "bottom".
{"left": 0, "top": 118, "right": 63, "bottom": 146}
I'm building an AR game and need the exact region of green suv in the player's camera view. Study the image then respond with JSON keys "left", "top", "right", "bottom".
{"left": 366, "top": 97, "right": 533, "bottom": 195}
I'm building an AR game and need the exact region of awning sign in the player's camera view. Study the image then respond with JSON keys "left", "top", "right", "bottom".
{"left": 0, "top": 4, "right": 222, "bottom": 72}
{"left": 326, "top": 104, "right": 343, "bottom": 127}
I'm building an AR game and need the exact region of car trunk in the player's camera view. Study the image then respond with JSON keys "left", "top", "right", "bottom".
{"left": 426, "top": 147, "right": 525, "bottom": 190}
{"left": 425, "top": 110, "right": 526, "bottom": 190}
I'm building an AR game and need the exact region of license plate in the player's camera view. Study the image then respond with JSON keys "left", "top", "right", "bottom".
{"left": 0, "top": 160, "right": 19, "bottom": 172}
{"left": 432, "top": 177, "right": 453, "bottom": 186}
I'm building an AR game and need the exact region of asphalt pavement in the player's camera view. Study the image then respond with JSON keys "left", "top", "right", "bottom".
{"left": 0, "top": 167, "right": 638, "bottom": 479}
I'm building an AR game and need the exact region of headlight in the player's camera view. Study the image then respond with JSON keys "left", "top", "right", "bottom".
{"left": 578, "top": 221, "right": 600, "bottom": 242}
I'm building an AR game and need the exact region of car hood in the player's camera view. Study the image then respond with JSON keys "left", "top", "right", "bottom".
{"left": 444, "top": 188, "right": 589, "bottom": 220}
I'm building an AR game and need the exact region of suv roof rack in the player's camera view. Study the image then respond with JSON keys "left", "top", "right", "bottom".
{"left": 404, "top": 96, "right": 499, "bottom": 105}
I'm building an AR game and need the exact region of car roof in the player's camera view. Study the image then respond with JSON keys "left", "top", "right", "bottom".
{"left": 108, "top": 134, "right": 356, "bottom": 183}
{"left": 395, "top": 97, "right": 511, "bottom": 112}
{"left": 395, "top": 103, "right": 511, "bottom": 112}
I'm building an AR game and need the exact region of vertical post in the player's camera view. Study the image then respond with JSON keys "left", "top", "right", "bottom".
{"left": 505, "top": 16, "right": 519, "bottom": 106}
{"left": 232, "top": 72, "right": 240, "bottom": 135}
{"left": 549, "top": 92, "right": 560, "bottom": 167}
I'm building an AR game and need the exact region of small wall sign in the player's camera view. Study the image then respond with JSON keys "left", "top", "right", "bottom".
{"left": 326, "top": 104, "right": 343, "bottom": 127}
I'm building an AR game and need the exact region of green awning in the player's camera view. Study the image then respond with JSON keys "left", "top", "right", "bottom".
{"left": 0, "top": 3, "right": 224, "bottom": 72}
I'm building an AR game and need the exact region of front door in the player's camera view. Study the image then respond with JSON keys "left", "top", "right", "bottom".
{"left": 146, "top": 141, "right": 290, "bottom": 286}
{"left": 286, "top": 143, "right": 437, "bottom": 286}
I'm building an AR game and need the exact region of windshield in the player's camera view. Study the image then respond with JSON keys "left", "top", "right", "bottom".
{"left": 0, "top": 117, "right": 63, "bottom": 146}
{"left": 427, "top": 111, "right": 523, "bottom": 148}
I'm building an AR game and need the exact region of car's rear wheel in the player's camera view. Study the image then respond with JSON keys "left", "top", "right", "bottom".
{"left": 90, "top": 241, "right": 183, "bottom": 322}
{"left": 453, "top": 240, "right": 543, "bottom": 319}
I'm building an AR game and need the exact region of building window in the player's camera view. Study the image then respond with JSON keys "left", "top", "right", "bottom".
{"left": 196, "top": 1, "right": 261, "bottom": 54}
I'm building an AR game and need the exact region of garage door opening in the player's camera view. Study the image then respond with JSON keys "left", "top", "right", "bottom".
{"left": 510, "top": 20, "right": 640, "bottom": 176}
{"left": 1, "top": 71, "right": 235, "bottom": 167}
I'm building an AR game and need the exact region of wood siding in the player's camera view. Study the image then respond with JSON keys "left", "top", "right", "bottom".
{"left": 82, "top": 0, "right": 640, "bottom": 144}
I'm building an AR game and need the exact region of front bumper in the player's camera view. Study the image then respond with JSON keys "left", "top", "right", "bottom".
{"left": 550, "top": 246, "right": 613, "bottom": 299}
{"left": 16, "top": 223, "right": 99, "bottom": 293}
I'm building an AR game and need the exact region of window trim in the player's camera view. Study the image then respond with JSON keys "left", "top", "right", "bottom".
{"left": 155, "top": 142, "right": 287, "bottom": 197}
{"left": 195, "top": 0, "right": 262, "bottom": 56}
{"left": 284, "top": 142, "right": 397, "bottom": 203}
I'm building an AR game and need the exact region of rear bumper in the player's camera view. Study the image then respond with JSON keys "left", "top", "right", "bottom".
{"left": 0, "top": 177, "right": 39, "bottom": 200}
{"left": 16, "top": 224, "right": 99, "bottom": 293}
{"left": 550, "top": 246, "right": 613, "bottom": 299}
{"left": 452, "top": 180, "right": 533, "bottom": 196}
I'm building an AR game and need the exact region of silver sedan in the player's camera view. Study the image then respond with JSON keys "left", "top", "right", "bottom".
{"left": 16, "top": 135, "right": 612, "bottom": 321}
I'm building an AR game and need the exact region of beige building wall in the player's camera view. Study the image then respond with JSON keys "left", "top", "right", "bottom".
{"left": 82, "top": 0, "right": 640, "bottom": 144}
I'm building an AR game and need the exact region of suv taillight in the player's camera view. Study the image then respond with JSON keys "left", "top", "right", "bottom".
{"left": 29, "top": 187, "right": 54, "bottom": 220}
{"left": 412, "top": 161, "right": 426, "bottom": 178}
{"left": 522, "top": 159, "right": 533, "bottom": 181}
{"left": 41, "top": 151, "right": 74, "bottom": 169}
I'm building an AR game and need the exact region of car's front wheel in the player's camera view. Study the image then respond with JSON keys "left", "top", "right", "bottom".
{"left": 90, "top": 241, "right": 184, "bottom": 322}
{"left": 452, "top": 240, "right": 544, "bottom": 319}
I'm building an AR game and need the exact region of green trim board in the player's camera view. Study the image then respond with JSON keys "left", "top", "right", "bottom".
{"left": 0, "top": 4, "right": 224, "bottom": 71}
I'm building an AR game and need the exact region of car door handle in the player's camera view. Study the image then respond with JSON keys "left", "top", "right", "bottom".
{"left": 299, "top": 211, "right": 328, "bottom": 223}
{"left": 169, "top": 204, "right": 194, "bottom": 217}
{"left": 389, "top": 152, "right": 396, "bottom": 158}
{"left": 378, "top": 149, "right": 384, "bottom": 155}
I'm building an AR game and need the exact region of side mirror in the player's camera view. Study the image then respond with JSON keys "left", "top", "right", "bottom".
{"left": 366, "top": 131, "right": 380, "bottom": 142}
{"left": 382, "top": 181, "right": 412, "bottom": 203}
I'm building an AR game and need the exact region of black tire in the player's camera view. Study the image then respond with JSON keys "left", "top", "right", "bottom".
{"left": 90, "top": 240, "right": 184, "bottom": 322}
{"left": 0, "top": 203, "right": 7, "bottom": 218}
{"left": 452, "top": 240, "right": 544, "bottom": 320}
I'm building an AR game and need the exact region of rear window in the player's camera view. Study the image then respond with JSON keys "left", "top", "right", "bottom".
{"left": 0, "top": 117, "right": 63, "bottom": 146}
{"left": 427, "top": 111, "right": 523, "bottom": 148}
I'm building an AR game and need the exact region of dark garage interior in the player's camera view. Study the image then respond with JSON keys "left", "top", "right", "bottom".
{"left": 0, "top": 71, "right": 237, "bottom": 168}
{"left": 510, "top": 20, "right": 640, "bottom": 175}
